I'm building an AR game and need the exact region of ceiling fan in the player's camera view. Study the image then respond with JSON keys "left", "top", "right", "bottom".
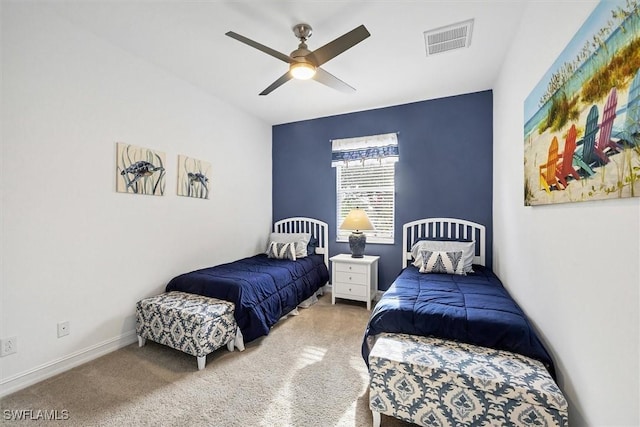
{"left": 225, "top": 23, "right": 370, "bottom": 95}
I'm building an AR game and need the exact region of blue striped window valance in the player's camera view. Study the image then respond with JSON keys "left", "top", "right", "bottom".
{"left": 331, "top": 132, "right": 399, "bottom": 167}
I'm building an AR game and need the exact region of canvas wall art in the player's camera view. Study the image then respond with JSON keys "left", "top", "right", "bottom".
{"left": 116, "top": 142, "right": 166, "bottom": 196}
{"left": 524, "top": 0, "right": 640, "bottom": 206}
{"left": 177, "top": 154, "right": 211, "bottom": 199}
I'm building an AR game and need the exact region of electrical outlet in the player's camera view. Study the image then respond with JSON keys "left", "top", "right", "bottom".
{"left": 0, "top": 336, "right": 17, "bottom": 356}
{"left": 57, "top": 321, "right": 70, "bottom": 338}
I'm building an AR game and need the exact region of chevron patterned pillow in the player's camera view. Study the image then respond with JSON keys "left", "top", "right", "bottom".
{"left": 411, "top": 240, "right": 475, "bottom": 273}
{"left": 419, "top": 250, "right": 465, "bottom": 275}
{"left": 267, "top": 241, "right": 297, "bottom": 261}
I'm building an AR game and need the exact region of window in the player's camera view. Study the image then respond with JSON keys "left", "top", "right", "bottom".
{"left": 332, "top": 133, "right": 398, "bottom": 244}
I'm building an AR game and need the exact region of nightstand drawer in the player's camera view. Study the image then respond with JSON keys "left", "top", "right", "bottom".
{"left": 335, "top": 262, "right": 368, "bottom": 275}
{"left": 335, "top": 283, "right": 366, "bottom": 298}
{"left": 335, "top": 271, "right": 366, "bottom": 286}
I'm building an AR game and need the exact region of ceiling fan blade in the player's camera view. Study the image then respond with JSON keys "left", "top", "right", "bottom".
{"left": 225, "top": 31, "right": 293, "bottom": 63}
{"left": 259, "top": 72, "right": 294, "bottom": 95}
{"left": 306, "top": 25, "right": 370, "bottom": 67}
{"left": 313, "top": 67, "right": 355, "bottom": 93}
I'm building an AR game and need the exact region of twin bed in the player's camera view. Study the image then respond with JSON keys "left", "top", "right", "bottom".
{"left": 362, "top": 217, "right": 566, "bottom": 426}
{"left": 362, "top": 217, "right": 555, "bottom": 376}
{"left": 165, "top": 217, "right": 329, "bottom": 345}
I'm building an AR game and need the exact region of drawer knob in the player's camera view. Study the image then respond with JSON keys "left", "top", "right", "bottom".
{"left": 349, "top": 266, "right": 352, "bottom": 270}
{"left": 349, "top": 288, "right": 352, "bottom": 292}
{"left": 349, "top": 277, "right": 352, "bottom": 281}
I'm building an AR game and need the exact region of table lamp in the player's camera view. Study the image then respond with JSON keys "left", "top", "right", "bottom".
{"left": 340, "top": 208, "right": 374, "bottom": 258}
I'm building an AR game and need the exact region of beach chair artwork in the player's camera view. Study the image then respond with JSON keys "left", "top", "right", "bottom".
{"left": 573, "top": 105, "right": 599, "bottom": 177}
{"left": 594, "top": 87, "right": 622, "bottom": 163}
{"left": 524, "top": 1, "right": 640, "bottom": 206}
{"left": 540, "top": 136, "right": 560, "bottom": 194}
{"left": 555, "top": 124, "right": 580, "bottom": 188}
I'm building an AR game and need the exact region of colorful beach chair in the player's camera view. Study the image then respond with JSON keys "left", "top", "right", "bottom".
{"left": 540, "top": 136, "right": 560, "bottom": 193}
{"left": 573, "top": 105, "right": 599, "bottom": 177}
{"left": 594, "top": 87, "right": 621, "bottom": 163}
{"left": 556, "top": 124, "right": 580, "bottom": 188}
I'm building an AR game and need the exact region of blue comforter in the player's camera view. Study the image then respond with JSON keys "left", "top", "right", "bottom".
{"left": 166, "top": 254, "right": 329, "bottom": 343}
{"left": 362, "top": 265, "right": 556, "bottom": 378}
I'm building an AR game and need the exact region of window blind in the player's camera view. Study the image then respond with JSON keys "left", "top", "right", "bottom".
{"left": 332, "top": 133, "right": 398, "bottom": 244}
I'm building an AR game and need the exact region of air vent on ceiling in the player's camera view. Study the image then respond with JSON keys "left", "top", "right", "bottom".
{"left": 424, "top": 19, "right": 474, "bottom": 56}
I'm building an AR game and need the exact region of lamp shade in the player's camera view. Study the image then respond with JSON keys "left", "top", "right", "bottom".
{"left": 340, "top": 208, "right": 374, "bottom": 231}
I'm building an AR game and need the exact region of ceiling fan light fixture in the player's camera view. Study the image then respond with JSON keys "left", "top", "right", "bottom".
{"left": 290, "top": 62, "right": 316, "bottom": 80}
{"left": 226, "top": 23, "right": 369, "bottom": 94}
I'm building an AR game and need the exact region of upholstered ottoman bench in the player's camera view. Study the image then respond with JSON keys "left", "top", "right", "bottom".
{"left": 136, "top": 291, "right": 241, "bottom": 370}
{"left": 368, "top": 333, "right": 568, "bottom": 427}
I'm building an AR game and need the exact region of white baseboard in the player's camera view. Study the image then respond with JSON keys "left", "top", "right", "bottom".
{"left": 0, "top": 330, "right": 137, "bottom": 398}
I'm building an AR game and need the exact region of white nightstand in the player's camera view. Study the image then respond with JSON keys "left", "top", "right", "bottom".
{"left": 330, "top": 254, "right": 380, "bottom": 310}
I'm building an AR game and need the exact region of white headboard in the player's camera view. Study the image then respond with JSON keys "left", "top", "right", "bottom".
{"left": 402, "top": 218, "right": 486, "bottom": 268}
{"left": 273, "top": 217, "right": 329, "bottom": 268}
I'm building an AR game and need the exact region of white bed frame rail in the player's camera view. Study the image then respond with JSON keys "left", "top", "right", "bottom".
{"left": 273, "top": 217, "right": 329, "bottom": 269}
{"left": 402, "top": 218, "right": 486, "bottom": 268}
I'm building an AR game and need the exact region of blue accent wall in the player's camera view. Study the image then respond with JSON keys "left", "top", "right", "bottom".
{"left": 272, "top": 90, "right": 493, "bottom": 290}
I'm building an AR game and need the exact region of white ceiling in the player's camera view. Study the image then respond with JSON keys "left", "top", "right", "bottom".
{"left": 49, "top": 1, "right": 528, "bottom": 125}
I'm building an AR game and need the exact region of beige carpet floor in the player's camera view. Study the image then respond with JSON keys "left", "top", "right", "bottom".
{"left": 1, "top": 294, "right": 411, "bottom": 427}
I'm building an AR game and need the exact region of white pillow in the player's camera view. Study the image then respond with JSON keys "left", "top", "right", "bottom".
{"left": 419, "top": 250, "right": 465, "bottom": 275}
{"left": 266, "top": 241, "right": 297, "bottom": 261}
{"left": 411, "top": 240, "right": 475, "bottom": 273}
{"left": 266, "top": 232, "right": 311, "bottom": 258}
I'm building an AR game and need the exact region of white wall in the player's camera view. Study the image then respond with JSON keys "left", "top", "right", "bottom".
{"left": 494, "top": 2, "right": 639, "bottom": 425}
{"left": 0, "top": 3, "right": 272, "bottom": 395}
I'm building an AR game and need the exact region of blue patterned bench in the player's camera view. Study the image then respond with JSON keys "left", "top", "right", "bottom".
{"left": 136, "top": 291, "right": 243, "bottom": 370}
{"left": 368, "top": 333, "right": 568, "bottom": 427}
